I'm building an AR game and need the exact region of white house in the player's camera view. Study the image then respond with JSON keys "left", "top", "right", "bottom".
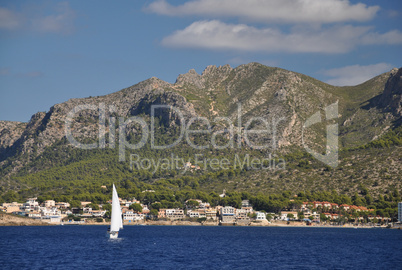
{"left": 123, "top": 210, "right": 144, "bottom": 221}
{"left": 187, "top": 210, "right": 200, "bottom": 218}
{"left": 220, "top": 206, "right": 236, "bottom": 223}
{"left": 256, "top": 212, "right": 267, "bottom": 221}
{"left": 22, "top": 198, "right": 40, "bottom": 212}
{"left": 236, "top": 209, "right": 249, "bottom": 221}
{"left": 41, "top": 207, "right": 61, "bottom": 216}
{"left": 27, "top": 212, "right": 41, "bottom": 218}
{"left": 165, "top": 209, "right": 185, "bottom": 220}
{"left": 42, "top": 215, "right": 62, "bottom": 224}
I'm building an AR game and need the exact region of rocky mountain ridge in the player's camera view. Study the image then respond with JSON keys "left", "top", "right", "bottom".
{"left": 0, "top": 63, "right": 401, "bottom": 192}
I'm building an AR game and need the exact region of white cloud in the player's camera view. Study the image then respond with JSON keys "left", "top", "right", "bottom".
{"left": 0, "top": 7, "right": 22, "bottom": 30}
{"left": 146, "top": 0, "right": 379, "bottom": 24}
{"left": 149, "top": 1, "right": 402, "bottom": 56}
{"left": 360, "top": 29, "right": 402, "bottom": 45}
{"left": 31, "top": 2, "right": 76, "bottom": 34}
{"left": 0, "top": 2, "right": 76, "bottom": 34}
{"left": 161, "top": 20, "right": 402, "bottom": 54}
{"left": 322, "top": 63, "right": 393, "bottom": 86}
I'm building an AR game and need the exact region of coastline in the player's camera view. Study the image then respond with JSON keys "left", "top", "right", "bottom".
{"left": 1, "top": 212, "right": 392, "bottom": 229}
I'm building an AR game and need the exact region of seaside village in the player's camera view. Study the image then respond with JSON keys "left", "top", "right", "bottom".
{"left": 2, "top": 190, "right": 400, "bottom": 227}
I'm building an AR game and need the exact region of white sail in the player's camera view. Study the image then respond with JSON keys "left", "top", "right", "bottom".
{"left": 110, "top": 183, "right": 123, "bottom": 232}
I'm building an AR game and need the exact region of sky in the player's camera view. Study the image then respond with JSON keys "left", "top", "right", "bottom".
{"left": 0, "top": 0, "right": 401, "bottom": 122}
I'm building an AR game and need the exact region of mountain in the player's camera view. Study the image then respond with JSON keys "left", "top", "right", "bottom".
{"left": 0, "top": 63, "right": 401, "bottom": 200}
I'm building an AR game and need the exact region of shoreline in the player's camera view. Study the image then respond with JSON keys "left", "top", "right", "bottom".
{"left": 1, "top": 213, "right": 393, "bottom": 228}
{"left": 0, "top": 222, "right": 388, "bottom": 229}
{"left": 1, "top": 220, "right": 388, "bottom": 229}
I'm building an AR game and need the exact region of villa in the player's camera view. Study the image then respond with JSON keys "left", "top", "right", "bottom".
{"left": 220, "top": 206, "right": 236, "bottom": 224}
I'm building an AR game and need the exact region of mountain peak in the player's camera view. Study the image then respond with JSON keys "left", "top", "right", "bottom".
{"left": 175, "top": 68, "right": 203, "bottom": 88}
{"left": 175, "top": 64, "right": 234, "bottom": 89}
{"left": 201, "top": 64, "right": 232, "bottom": 76}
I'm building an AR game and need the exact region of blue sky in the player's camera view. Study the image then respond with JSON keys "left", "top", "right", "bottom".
{"left": 0, "top": 0, "right": 401, "bottom": 122}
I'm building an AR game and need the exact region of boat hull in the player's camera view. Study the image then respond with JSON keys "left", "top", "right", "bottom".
{"left": 108, "top": 231, "right": 119, "bottom": 239}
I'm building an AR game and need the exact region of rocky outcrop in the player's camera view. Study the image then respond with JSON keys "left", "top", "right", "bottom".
{"left": 129, "top": 89, "right": 197, "bottom": 120}
{"left": 176, "top": 69, "right": 204, "bottom": 89}
{"left": 175, "top": 64, "right": 233, "bottom": 89}
{"left": 0, "top": 121, "right": 26, "bottom": 151}
{"left": 378, "top": 67, "right": 402, "bottom": 117}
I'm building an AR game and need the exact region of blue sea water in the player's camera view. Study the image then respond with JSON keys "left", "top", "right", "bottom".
{"left": 0, "top": 226, "right": 401, "bottom": 269}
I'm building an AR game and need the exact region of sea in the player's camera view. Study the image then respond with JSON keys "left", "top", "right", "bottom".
{"left": 0, "top": 225, "right": 401, "bottom": 269}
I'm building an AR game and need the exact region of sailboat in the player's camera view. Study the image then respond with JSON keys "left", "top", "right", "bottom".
{"left": 107, "top": 183, "right": 123, "bottom": 239}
